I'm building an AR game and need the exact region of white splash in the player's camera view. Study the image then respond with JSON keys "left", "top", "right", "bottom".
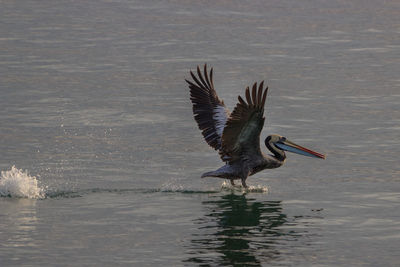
{"left": 160, "top": 178, "right": 185, "bottom": 192}
{"left": 0, "top": 166, "right": 45, "bottom": 199}
{"left": 221, "top": 181, "right": 268, "bottom": 193}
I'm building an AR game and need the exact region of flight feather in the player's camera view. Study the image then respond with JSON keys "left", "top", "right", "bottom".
{"left": 185, "top": 64, "right": 230, "bottom": 150}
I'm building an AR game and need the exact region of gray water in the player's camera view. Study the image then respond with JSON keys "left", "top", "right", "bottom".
{"left": 1, "top": 0, "right": 399, "bottom": 266}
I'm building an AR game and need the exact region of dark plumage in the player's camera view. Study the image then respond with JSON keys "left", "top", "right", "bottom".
{"left": 185, "top": 65, "right": 229, "bottom": 151}
{"left": 186, "top": 64, "right": 325, "bottom": 188}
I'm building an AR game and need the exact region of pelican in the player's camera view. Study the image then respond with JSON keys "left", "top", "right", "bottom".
{"left": 186, "top": 64, "right": 325, "bottom": 188}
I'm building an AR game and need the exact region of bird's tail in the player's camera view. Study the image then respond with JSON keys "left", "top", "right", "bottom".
{"left": 201, "top": 171, "right": 222, "bottom": 178}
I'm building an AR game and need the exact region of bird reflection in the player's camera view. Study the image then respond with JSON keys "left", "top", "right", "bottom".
{"left": 185, "top": 194, "right": 296, "bottom": 266}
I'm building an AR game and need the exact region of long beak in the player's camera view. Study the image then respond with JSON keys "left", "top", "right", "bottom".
{"left": 275, "top": 139, "right": 325, "bottom": 159}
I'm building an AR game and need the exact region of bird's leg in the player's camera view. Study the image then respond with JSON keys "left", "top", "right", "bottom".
{"left": 230, "top": 179, "right": 235, "bottom": 186}
{"left": 241, "top": 179, "right": 248, "bottom": 188}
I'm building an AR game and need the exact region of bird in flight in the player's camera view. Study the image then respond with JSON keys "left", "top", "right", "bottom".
{"left": 186, "top": 64, "right": 325, "bottom": 188}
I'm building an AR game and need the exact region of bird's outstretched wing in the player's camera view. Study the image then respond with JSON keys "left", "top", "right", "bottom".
{"left": 220, "top": 82, "right": 268, "bottom": 163}
{"left": 186, "top": 64, "right": 230, "bottom": 151}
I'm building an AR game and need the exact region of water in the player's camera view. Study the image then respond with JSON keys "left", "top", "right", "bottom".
{"left": 1, "top": 0, "right": 399, "bottom": 265}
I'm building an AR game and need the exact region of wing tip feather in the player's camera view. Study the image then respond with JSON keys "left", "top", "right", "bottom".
{"left": 257, "top": 81, "right": 264, "bottom": 106}
{"left": 261, "top": 85, "right": 268, "bottom": 108}
{"left": 245, "top": 86, "right": 252, "bottom": 106}
{"left": 251, "top": 82, "right": 257, "bottom": 106}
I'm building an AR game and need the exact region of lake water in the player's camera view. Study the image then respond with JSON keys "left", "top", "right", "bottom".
{"left": 1, "top": 0, "right": 399, "bottom": 266}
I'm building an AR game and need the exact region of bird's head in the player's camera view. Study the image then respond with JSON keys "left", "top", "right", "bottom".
{"left": 265, "top": 134, "right": 325, "bottom": 161}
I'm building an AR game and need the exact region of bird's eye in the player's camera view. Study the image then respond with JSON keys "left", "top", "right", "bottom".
{"left": 281, "top": 137, "right": 286, "bottom": 141}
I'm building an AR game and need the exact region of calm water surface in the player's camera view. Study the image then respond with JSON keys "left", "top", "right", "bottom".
{"left": 1, "top": 0, "right": 399, "bottom": 266}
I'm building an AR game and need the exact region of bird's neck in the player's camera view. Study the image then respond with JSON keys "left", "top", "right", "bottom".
{"left": 266, "top": 141, "right": 286, "bottom": 162}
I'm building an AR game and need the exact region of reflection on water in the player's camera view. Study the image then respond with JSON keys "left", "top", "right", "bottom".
{"left": 185, "top": 194, "right": 303, "bottom": 266}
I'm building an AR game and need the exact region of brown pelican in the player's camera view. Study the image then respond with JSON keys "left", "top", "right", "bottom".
{"left": 186, "top": 64, "right": 325, "bottom": 188}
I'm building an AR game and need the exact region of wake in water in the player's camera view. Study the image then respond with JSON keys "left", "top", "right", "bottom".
{"left": 0, "top": 166, "right": 45, "bottom": 199}
{"left": 161, "top": 178, "right": 268, "bottom": 194}
{"left": 0, "top": 167, "right": 268, "bottom": 199}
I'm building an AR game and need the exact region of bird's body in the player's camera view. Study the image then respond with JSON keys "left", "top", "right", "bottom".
{"left": 186, "top": 64, "right": 324, "bottom": 188}
{"left": 201, "top": 153, "right": 283, "bottom": 187}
